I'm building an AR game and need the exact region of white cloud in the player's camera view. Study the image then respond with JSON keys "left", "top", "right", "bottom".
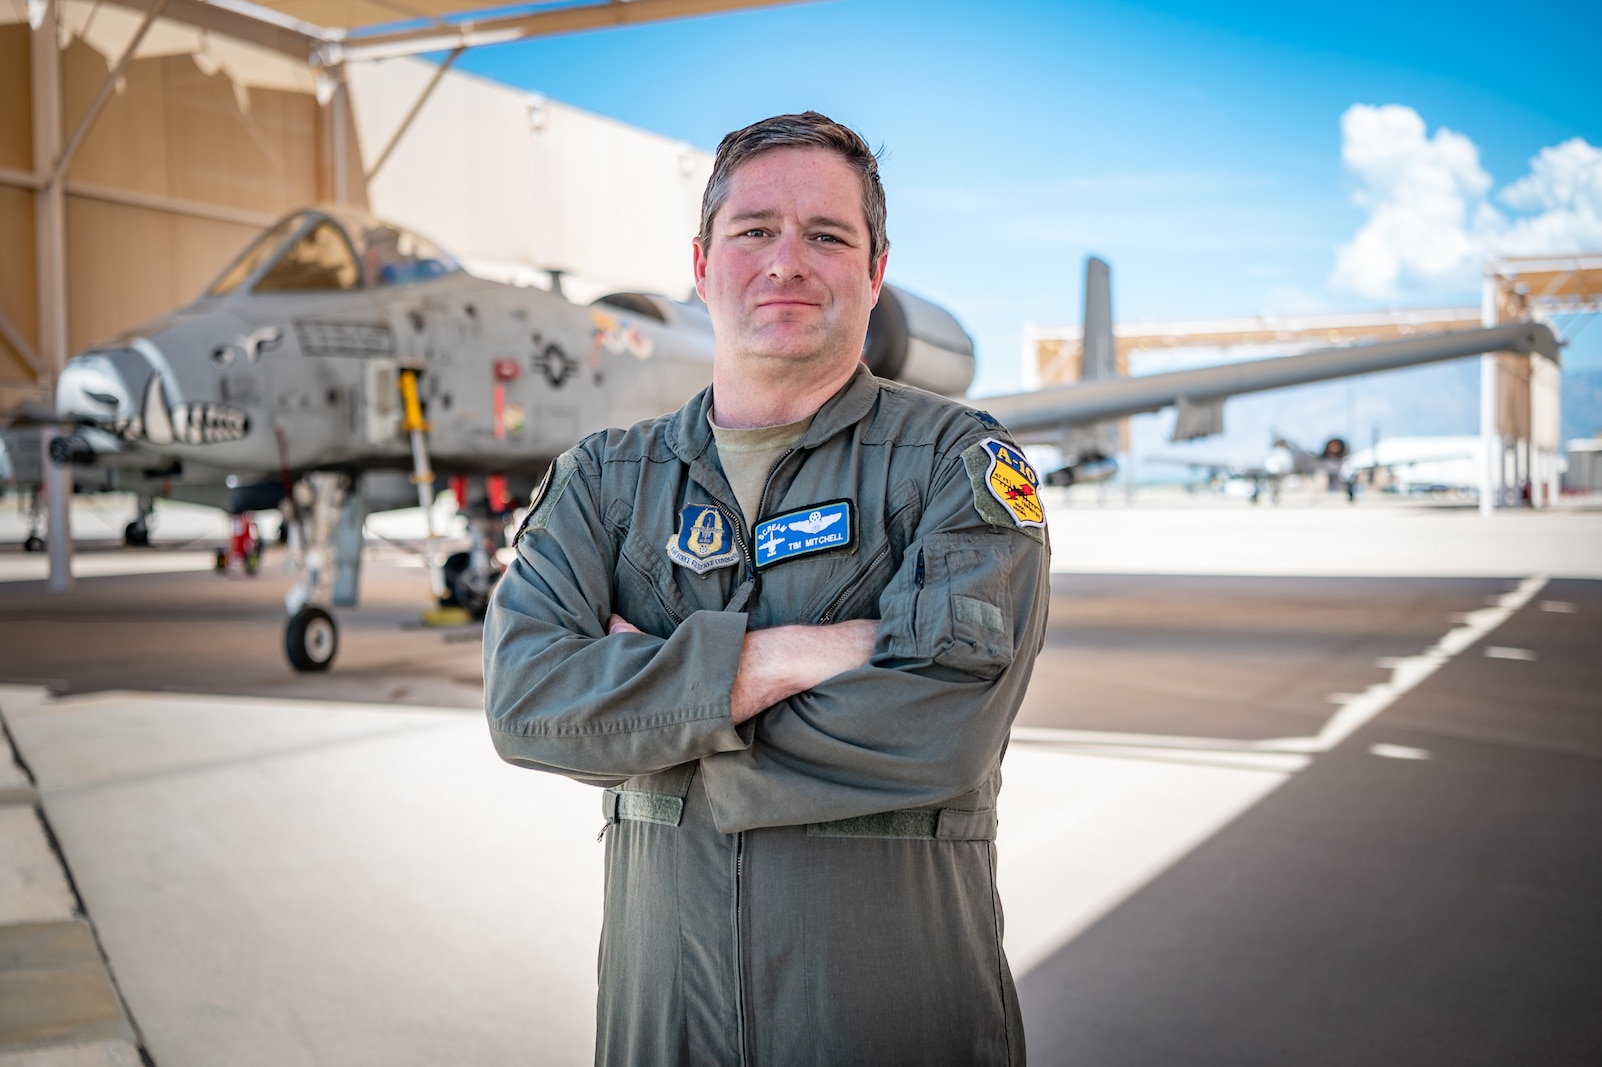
{"left": 1329, "top": 106, "right": 1602, "bottom": 300}
{"left": 1498, "top": 138, "right": 1602, "bottom": 253}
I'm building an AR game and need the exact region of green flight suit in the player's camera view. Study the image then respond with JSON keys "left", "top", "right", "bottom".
{"left": 485, "top": 365, "right": 1051, "bottom": 1066}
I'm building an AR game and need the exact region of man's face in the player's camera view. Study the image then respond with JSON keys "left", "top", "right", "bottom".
{"left": 694, "top": 146, "right": 887, "bottom": 375}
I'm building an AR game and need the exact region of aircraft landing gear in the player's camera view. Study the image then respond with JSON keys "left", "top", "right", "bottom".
{"left": 282, "top": 473, "right": 362, "bottom": 673}
{"left": 22, "top": 491, "right": 44, "bottom": 552}
{"left": 441, "top": 549, "right": 494, "bottom": 619}
{"left": 123, "top": 496, "right": 154, "bottom": 547}
{"left": 433, "top": 479, "right": 509, "bottom": 621}
{"left": 285, "top": 605, "right": 338, "bottom": 672}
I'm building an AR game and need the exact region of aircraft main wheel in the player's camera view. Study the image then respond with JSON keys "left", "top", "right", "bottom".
{"left": 285, "top": 606, "right": 338, "bottom": 672}
{"left": 124, "top": 522, "right": 150, "bottom": 548}
{"left": 441, "top": 551, "right": 495, "bottom": 620}
{"left": 439, "top": 552, "right": 469, "bottom": 607}
{"left": 23, "top": 535, "right": 44, "bottom": 553}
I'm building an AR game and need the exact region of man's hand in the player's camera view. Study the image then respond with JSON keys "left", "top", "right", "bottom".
{"left": 607, "top": 614, "right": 876, "bottom": 726}
{"left": 730, "top": 619, "right": 878, "bottom": 725}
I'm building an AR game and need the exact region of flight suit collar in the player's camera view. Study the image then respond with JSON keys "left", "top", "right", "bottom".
{"left": 670, "top": 363, "right": 882, "bottom": 464}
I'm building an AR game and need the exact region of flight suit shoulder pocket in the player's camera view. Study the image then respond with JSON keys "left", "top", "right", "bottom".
{"left": 915, "top": 531, "right": 1017, "bottom": 679}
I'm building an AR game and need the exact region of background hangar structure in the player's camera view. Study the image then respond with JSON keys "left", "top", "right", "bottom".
{"left": 0, "top": 0, "right": 804, "bottom": 589}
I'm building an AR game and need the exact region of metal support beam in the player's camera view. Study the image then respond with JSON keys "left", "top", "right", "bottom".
{"left": 31, "top": 0, "right": 73, "bottom": 592}
{"left": 0, "top": 164, "right": 42, "bottom": 190}
{"left": 97, "top": 0, "right": 323, "bottom": 61}
{"left": 363, "top": 47, "right": 463, "bottom": 184}
{"left": 0, "top": 307, "right": 43, "bottom": 374}
{"left": 330, "top": 65, "right": 349, "bottom": 204}
{"left": 1480, "top": 267, "right": 1499, "bottom": 517}
{"left": 49, "top": 0, "right": 173, "bottom": 188}
{"left": 66, "top": 179, "right": 280, "bottom": 229}
{"left": 338, "top": 0, "right": 811, "bottom": 63}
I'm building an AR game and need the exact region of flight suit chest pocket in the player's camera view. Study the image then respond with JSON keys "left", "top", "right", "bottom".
{"left": 914, "top": 531, "right": 1017, "bottom": 679}
{"left": 616, "top": 518, "right": 695, "bottom": 634}
{"left": 798, "top": 480, "right": 922, "bottom": 624}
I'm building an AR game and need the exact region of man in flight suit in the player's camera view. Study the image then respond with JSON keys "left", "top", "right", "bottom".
{"left": 484, "top": 111, "right": 1051, "bottom": 1066}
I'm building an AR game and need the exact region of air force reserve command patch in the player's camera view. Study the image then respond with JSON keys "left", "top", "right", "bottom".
{"left": 666, "top": 503, "right": 742, "bottom": 574}
{"left": 752, "top": 500, "right": 854, "bottom": 568}
{"left": 962, "top": 437, "right": 1046, "bottom": 541}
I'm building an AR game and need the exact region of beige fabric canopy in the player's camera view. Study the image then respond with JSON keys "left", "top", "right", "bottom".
{"left": 87, "top": 0, "right": 808, "bottom": 62}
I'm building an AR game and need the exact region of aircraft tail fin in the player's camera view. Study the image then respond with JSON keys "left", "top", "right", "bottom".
{"left": 1082, "top": 256, "right": 1115, "bottom": 382}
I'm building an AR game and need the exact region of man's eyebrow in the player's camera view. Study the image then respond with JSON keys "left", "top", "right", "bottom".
{"left": 722, "top": 210, "right": 861, "bottom": 234}
{"left": 807, "top": 215, "right": 860, "bottom": 233}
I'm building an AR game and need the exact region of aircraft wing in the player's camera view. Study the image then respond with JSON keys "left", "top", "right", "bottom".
{"left": 979, "top": 321, "right": 1558, "bottom": 440}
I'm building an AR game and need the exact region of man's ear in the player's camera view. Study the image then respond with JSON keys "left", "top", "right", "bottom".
{"left": 692, "top": 237, "right": 709, "bottom": 303}
{"left": 868, "top": 251, "right": 889, "bottom": 304}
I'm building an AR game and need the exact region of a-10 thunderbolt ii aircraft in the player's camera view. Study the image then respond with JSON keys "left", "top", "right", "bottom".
{"left": 47, "top": 207, "right": 1558, "bottom": 671}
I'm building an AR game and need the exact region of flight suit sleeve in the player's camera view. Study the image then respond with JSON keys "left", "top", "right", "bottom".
{"left": 698, "top": 434, "right": 1052, "bottom": 833}
{"left": 483, "top": 445, "right": 752, "bottom": 784}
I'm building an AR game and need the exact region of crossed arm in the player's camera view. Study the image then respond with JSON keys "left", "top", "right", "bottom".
{"left": 608, "top": 614, "right": 878, "bottom": 725}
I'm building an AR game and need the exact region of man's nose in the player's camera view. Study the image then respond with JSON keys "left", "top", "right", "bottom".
{"left": 765, "top": 229, "right": 809, "bottom": 281}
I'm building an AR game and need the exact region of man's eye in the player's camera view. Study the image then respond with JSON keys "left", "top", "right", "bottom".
{"left": 740, "top": 228, "right": 769, "bottom": 238}
{"left": 812, "top": 233, "right": 842, "bottom": 244}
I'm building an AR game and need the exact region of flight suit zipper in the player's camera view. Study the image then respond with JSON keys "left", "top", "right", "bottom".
{"left": 912, "top": 548, "right": 925, "bottom": 640}
{"left": 818, "top": 543, "right": 891, "bottom": 624}
{"left": 622, "top": 553, "right": 684, "bottom": 626}
{"left": 729, "top": 444, "right": 799, "bottom": 1067}
{"left": 734, "top": 829, "right": 752, "bottom": 1065}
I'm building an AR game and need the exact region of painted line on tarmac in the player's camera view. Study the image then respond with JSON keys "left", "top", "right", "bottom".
{"left": 1012, "top": 574, "right": 1549, "bottom": 766}
{"left": 0, "top": 551, "right": 219, "bottom": 583}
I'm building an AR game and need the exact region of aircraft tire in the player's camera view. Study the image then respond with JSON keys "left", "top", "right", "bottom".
{"left": 439, "top": 552, "right": 469, "bottom": 607}
{"left": 124, "top": 522, "right": 149, "bottom": 548}
{"left": 285, "top": 606, "right": 338, "bottom": 672}
{"left": 23, "top": 535, "right": 43, "bottom": 553}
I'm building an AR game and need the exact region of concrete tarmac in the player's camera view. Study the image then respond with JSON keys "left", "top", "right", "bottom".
{"left": 0, "top": 503, "right": 1598, "bottom": 1064}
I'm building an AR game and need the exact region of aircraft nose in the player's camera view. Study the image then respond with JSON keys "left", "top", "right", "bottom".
{"left": 56, "top": 340, "right": 250, "bottom": 446}
{"left": 56, "top": 352, "right": 140, "bottom": 426}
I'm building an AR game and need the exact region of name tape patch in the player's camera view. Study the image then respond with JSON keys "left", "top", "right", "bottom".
{"left": 666, "top": 503, "right": 742, "bottom": 574}
{"left": 980, "top": 438, "right": 1045, "bottom": 529}
{"left": 753, "top": 500, "right": 854, "bottom": 568}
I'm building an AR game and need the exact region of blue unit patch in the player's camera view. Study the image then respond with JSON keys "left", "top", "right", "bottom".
{"left": 666, "top": 504, "right": 741, "bottom": 574}
{"left": 753, "top": 500, "right": 854, "bottom": 568}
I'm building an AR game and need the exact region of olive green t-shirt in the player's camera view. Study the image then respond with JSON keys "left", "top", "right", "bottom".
{"left": 708, "top": 412, "right": 814, "bottom": 527}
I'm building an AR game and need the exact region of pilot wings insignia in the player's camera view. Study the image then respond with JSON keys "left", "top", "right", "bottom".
{"left": 787, "top": 510, "right": 842, "bottom": 535}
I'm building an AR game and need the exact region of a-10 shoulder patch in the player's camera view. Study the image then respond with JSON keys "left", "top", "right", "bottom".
{"left": 961, "top": 437, "right": 1046, "bottom": 543}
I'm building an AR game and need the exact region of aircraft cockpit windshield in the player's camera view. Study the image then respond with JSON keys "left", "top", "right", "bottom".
{"left": 347, "top": 218, "right": 460, "bottom": 288}
{"left": 205, "top": 210, "right": 461, "bottom": 298}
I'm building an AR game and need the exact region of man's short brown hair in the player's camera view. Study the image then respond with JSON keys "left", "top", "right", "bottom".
{"left": 697, "top": 111, "right": 889, "bottom": 271}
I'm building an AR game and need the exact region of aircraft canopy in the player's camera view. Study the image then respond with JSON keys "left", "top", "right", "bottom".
{"left": 208, "top": 209, "right": 461, "bottom": 297}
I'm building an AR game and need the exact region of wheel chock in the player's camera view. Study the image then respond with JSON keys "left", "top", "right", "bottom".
{"left": 422, "top": 606, "right": 472, "bottom": 627}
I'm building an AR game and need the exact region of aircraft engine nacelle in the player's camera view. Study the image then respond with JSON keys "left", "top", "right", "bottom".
{"left": 863, "top": 284, "right": 976, "bottom": 397}
{"left": 1044, "top": 457, "right": 1118, "bottom": 487}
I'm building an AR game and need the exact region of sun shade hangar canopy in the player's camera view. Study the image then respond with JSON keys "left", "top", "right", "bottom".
{"left": 90, "top": 0, "right": 812, "bottom": 63}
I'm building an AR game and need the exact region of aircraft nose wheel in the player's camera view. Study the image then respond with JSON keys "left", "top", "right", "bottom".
{"left": 285, "top": 606, "right": 338, "bottom": 672}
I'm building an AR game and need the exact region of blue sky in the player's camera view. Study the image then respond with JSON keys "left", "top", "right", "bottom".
{"left": 449, "top": 0, "right": 1602, "bottom": 455}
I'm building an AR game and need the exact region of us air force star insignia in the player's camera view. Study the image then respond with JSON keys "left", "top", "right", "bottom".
{"left": 666, "top": 504, "right": 741, "bottom": 574}
{"left": 752, "top": 500, "right": 854, "bottom": 569}
{"left": 980, "top": 438, "right": 1045, "bottom": 529}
